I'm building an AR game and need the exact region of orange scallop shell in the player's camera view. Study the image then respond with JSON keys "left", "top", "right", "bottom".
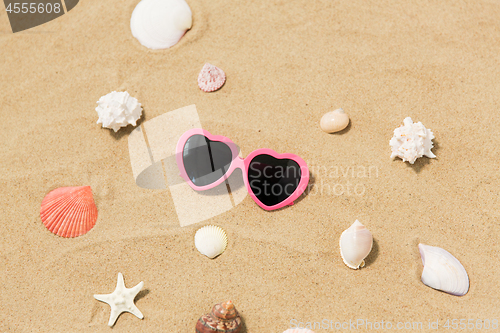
{"left": 40, "top": 186, "right": 98, "bottom": 238}
{"left": 196, "top": 300, "right": 242, "bottom": 333}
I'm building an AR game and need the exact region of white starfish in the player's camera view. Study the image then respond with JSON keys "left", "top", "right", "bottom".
{"left": 94, "top": 272, "right": 144, "bottom": 326}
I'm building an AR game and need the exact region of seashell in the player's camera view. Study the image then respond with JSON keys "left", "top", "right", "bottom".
{"left": 198, "top": 63, "right": 226, "bottom": 92}
{"left": 320, "top": 108, "right": 349, "bottom": 133}
{"left": 283, "top": 329, "right": 316, "bottom": 333}
{"left": 40, "top": 186, "right": 98, "bottom": 238}
{"left": 96, "top": 91, "right": 142, "bottom": 132}
{"left": 196, "top": 300, "right": 242, "bottom": 333}
{"left": 390, "top": 117, "right": 436, "bottom": 164}
{"left": 195, "top": 225, "right": 228, "bottom": 259}
{"left": 339, "top": 220, "right": 373, "bottom": 269}
{"left": 130, "top": 0, "right": 192, "bottom": 50}
{"left": 418, "top": 243, "right": 469, "bottom": 296}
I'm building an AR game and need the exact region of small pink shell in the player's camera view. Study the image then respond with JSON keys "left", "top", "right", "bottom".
{"left": 198, "top": 63, "right": 226, "bottom": 92}
{"left": 283, "top": 330, "right": 315, "bottom": 333}
{"left": 40, "top": 186, "right": 98, "bottom": 238}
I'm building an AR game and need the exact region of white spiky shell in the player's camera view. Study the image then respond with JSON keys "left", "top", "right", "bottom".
{"left": 418, "top": 243, "right": 469, "bottom": 296}
{"left": 339, "top": 220, "right": 373, "bottom": 269}
{"left": 130, "top": 0, "right": 192, "bottom": 50}
{"left": 389, "top": 117, "right": 436, "bottom": 164}
{"left": 194, "top": 225, "right": 228, "bottom": 259}
{"left": 96, "top": 91, "right": 142, "bottom": 132}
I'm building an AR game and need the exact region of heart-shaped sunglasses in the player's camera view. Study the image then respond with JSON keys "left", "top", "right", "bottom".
{"left": 176, "top": 129, "right": 309, "bottom": 210}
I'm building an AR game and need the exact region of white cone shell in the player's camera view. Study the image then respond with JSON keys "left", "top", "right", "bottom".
{"left": 419, "top": 243, "right": 469, "bottom": 296}
{"left": 339, "top": 220, "right": 373, "bottom": 269}
{"left": 130, "top": 0, "right": 192, "bottom": 50}
{"left": 194, "top": 225, "right": 228, "bottom": 259}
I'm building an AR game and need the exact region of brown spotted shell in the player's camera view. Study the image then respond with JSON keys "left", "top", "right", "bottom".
{"left": 195, "top": 300, "right": 242, "bottom": 333}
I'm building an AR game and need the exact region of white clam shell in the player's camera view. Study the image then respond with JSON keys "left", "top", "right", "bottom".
{"left": 418, "top": 243, "right": 469, "bottom": 296}
{"left": 339, "top": 220, "right": 373, "bottom": 269}
{"left": 320, "top": 108, "right": 350, "bottom": 133}
{"left": 130, "top": 0, "right": 192, "bottom": 50}
{"left": 194, "top": 225, "right": 228, "bottom": 259}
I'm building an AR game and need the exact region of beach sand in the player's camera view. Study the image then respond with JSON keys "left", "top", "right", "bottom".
{"left": 1, "top": 0, "right": 499, "bottom": 331}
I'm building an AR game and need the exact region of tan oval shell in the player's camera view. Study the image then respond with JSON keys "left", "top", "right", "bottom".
{"left": 196, "top": 300, "right": 242, "bottom": 333}
{"left": 320, "top": 108, "right": 349, "bottom": 133}
{"left": 40, "top": 186, "right": 98, "bottom": 238}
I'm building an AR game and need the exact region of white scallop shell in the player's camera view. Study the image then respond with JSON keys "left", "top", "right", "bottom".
{"left": 194, "top": 225, "right": 228, "bottom": 259}
{"left": 130, "top": 0, "right": 192, "bottom": 50}
{"left": 339, "top": 220, "right": 373, "bottom": 269}
{"left": 418, "top": 243, "right": 469, "bottom": 296}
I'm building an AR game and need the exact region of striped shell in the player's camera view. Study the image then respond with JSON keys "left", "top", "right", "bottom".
{"left": 195, "top": 225, "right": 228, "bottom": 259}
{"left": 196, "top": 300, "right": 242, "bottom": 333}
{"left": 40, "top": 186, "right": 98, "bottom": 238}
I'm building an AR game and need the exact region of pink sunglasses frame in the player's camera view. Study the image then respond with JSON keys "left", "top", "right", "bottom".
{"left": 176, "top": 128, "right": 310, "bottom": 211}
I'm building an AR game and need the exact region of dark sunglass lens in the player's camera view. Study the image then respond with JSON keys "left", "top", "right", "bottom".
{"left": 247, "top": 154, "right": 301, "bottom": 207}
{"left": 182, "top": 135, "right": 233, "bottom": 187}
